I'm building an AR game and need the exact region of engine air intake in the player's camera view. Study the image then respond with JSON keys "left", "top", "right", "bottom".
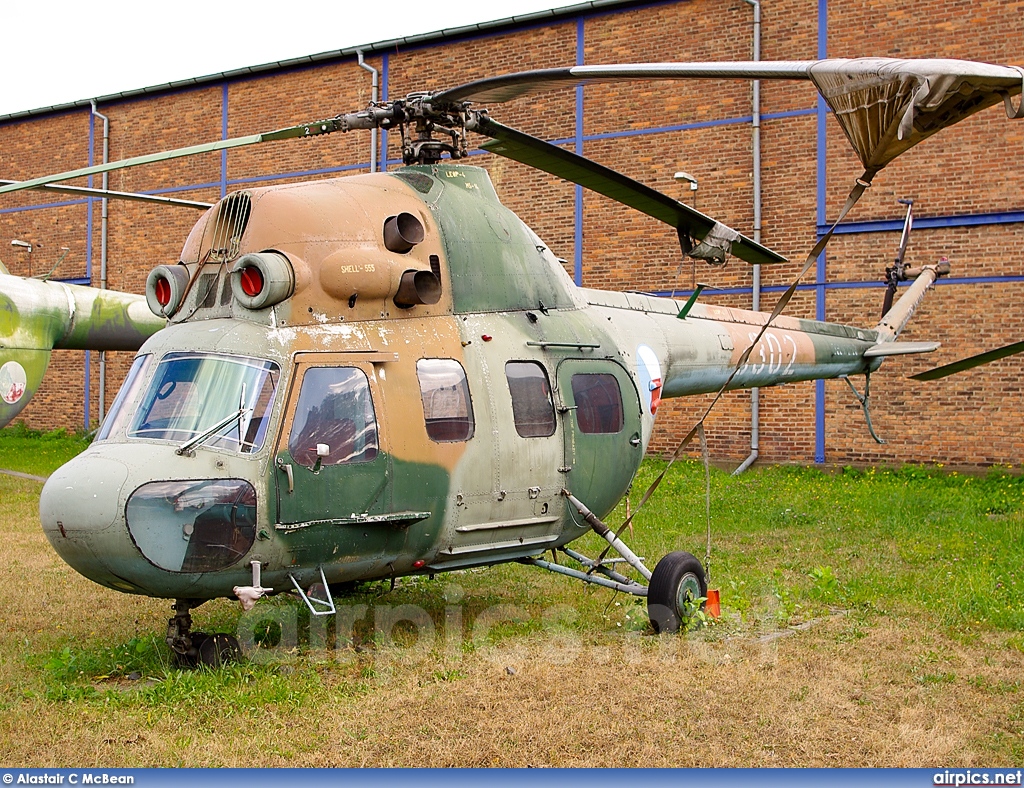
{"left": 230, "top": 251, "right": 295, "bottom": 310}
{"left": 145, "top": 264, "right": 191, "bottom": 317}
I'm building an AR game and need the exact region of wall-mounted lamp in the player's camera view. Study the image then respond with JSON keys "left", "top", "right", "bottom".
{"left": 10, "top": 239, "right": 32, "bottom": 252}
{"left": 674, "top": 171, "right": 698, "bottom": 191}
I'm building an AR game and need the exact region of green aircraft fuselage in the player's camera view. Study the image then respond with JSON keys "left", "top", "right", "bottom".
{"left": 39, "top": 164, "right": 891, "bottom": 601}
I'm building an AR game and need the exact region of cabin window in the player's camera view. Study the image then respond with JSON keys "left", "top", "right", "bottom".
{"left": 288, "top": 367, "right": 379, "bottom": 466}
{"left": 417, "top": 359, "right": 475, "bottom": 442}
{"left": 571, "top": 373, "right": 623, "bottom": 434}
{"left": 505, "top": 361, "right": 555, "bottom": 438}
{"left": 128, "top": 353, "right": 279, "bottom": 453}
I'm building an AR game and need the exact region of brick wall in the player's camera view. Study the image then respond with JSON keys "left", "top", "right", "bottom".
{"left": 1, "top": 0, "right": 1021, "bottom": 467}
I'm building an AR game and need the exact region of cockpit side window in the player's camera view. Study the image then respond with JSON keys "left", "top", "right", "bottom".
{"left": 417, "top": 359, "right": 475, "bottom": 442}
{"left": 287, "top": 367, "right": 379, "bottom": 467}
{"left": 96, "top": 354, "right": 152, "bottom": 441}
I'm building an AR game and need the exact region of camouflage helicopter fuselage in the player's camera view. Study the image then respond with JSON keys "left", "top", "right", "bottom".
{"left": 40, "top": 164, "right": 892, "bottom": 602}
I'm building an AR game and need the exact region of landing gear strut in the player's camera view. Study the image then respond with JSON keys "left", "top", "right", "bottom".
{"left": 523, "top": 491, "right": 709, "bottom": 634}
{"left": 166, "top": 599, "right": 241, "bottom": 667}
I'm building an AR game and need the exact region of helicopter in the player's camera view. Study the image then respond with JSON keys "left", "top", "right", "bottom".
{"left": 2, "top": 57, "right": 1021, "bottom": 665}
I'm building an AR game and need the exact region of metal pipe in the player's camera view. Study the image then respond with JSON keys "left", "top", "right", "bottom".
{"left": 356, "top": 51, "right": 379, "bottom": 173}
{"left": 524, "top": 558, "right": 648, "bottom": 596}
{"left": 874, "top": 261, "right": 949, "bottom": 343}
{"left": 563, "top": 490, "right": 653, "bottom": 580}
{"left": 91, "top": 100, "right": 110, "bottom": 425}
{"left": 561, "top": 547, "right": 634, "bottom": 585}
{"left": 735, "top": 0, "right": 762, "bottom": 477}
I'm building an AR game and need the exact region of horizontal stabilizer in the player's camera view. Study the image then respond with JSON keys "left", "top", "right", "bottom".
{"left": 863, "top": 341, "right": 940, "bottom": 357}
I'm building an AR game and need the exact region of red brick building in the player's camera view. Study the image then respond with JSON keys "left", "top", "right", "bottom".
{"left": 1, "top": 0, "right": 1021, "bottom": 467}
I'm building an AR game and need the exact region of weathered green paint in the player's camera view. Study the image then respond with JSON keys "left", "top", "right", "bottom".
{"left": 389, "top": 456, "right": 452, "bottom": 559}
{"left": 0, "top": 348, "right": 50, "bottom": 428}
{"left": 0, "top": 271, "right": 164, "bottom": 427}
{"left": 38, "top": 165, "right": 943, "bottom": 607}
{"left": 556, "top": 358, "right": 643, "bottom": 519}
{"left": 405, "top": 165, "right": 580, "bottom": 314}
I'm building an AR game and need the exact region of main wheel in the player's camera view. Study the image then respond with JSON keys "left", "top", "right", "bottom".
{"left": 197, "top": 633, "right": 242, "bottom": 667}
{"left": 647, "top": 551, "right": 708, "bottom": 634}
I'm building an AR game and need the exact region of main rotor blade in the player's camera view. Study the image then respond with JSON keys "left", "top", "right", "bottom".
{"left": 909, "top": 340, "right": 1024, "bottom": 381}
{"left": 433, "top": 62, "right": 818, "bottom": 104}
{"left": 472, "top": 115, "right": 785, "bottom": 265}
{"left": 0, "top": 180, "right": 211, "bottom": 209}
{"left": 0, "top": 118, "right": 347, "bottom": 198}
{"left": 441, "top": 59, "right": 1023, "bottom": 174}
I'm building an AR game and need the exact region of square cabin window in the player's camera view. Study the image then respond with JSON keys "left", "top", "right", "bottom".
{"left": 505, "top": 361, "right": 556, "bottom": 437}
{"left": 571, "top": 373, "right": 623, "bottom": 434}
{"left": 417, "top": 359, "right": 475, "bottom": 442}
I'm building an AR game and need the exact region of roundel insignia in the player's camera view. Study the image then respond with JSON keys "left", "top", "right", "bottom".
{"left": 0, "top": 361, "right": 27, "bottom": 405}
{"left": 635, "top": 345, "right": 662, "bottom": 415}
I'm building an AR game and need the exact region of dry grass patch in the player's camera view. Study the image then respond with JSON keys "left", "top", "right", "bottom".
{"left": 1, "top": 433, "right": 1023, "bottom": 767}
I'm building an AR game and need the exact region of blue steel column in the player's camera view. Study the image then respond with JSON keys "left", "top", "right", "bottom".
{"left": 814, "top": 0, "right": 828, "bottom": 463}
{"left": 574, "top": 16, "right": 584, "bottom": 286}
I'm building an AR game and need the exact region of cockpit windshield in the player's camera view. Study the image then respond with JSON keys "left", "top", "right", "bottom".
{"left": 127, "top": 352, "right": 279, "bottom": 453}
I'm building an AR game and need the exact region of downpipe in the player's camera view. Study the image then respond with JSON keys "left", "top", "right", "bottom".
{"left": 90, "top": 100, "right": 110, "bottom": 425}
{"left": 356, "top": 51, "right": 379, "bottom": 173}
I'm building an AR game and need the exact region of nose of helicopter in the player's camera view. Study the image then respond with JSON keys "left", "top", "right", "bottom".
{"left": 40, "top": 451, "right": 139, "bottom": 592}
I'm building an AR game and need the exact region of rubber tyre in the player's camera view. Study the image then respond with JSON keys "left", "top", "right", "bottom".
{"left": 647, "top": 551, "right": 708, "bottom": 634}
{"left": 196, "top": 633, "right": 242, "bottom": 667}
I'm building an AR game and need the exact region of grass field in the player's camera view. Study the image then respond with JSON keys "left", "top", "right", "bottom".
{"left": 1, "top": 426, "right": 1022, "bottom": 766}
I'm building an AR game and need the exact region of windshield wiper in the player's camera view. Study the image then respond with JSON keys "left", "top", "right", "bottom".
{"left": 175, "top": 406, "right": 252, "bottom": 456}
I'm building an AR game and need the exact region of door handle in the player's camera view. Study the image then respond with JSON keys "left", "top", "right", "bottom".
{"left": 277, "top": 459, "right": 294, "bottom": 494}
{"left": 629, "top": 434, "right": 641, "bottom": 447}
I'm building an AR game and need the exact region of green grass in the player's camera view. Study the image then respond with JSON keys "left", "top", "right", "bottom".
{"left": 0, "top": 424, "right": 92, "bottom": 477}
{"left": 619, "top": 460, "right": 1024, "bottom": 631}
{"left": 5, "top": 418, "right": 1021, "bottom": 638}
{"left": 3, "top": 427, "right": 1023, "bottom": 764}
{"left": 41, "top": 458, "right": 1024, "bottom": 695}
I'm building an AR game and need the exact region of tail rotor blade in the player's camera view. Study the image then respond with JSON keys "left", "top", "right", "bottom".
{"left": 909, "top": 340, "right": 1024, "bottom": 381}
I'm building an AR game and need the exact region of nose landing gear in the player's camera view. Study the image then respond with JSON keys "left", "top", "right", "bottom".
{"left": 166, "top": 599, "right": 241, "bottom": 667}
